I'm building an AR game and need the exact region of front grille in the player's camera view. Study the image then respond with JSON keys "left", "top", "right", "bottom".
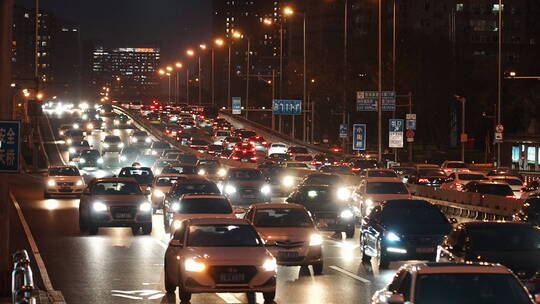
{"left": 110, "top": 206, "right": 137, "bottom": 220}
{"left": 404, "top": 235, "right": 443, "bottom": 247}
{"left": 58, "top": 188, "right": 73, "bottom": 193}
{"left": 58, "top": 182, "right": 74, "bottom": 187}
{"left": 240, "top": 188, "right": 258, "bottom": 194}
{"left": 275, "top": 240, "right": 305, "bottom": 248}
{"left": 208, "top": 266, "right": 257, "bottom": 284}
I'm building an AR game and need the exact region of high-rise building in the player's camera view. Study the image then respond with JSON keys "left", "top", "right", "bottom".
{"left": 91, "top": 46, "right": 161, "bottom": 102}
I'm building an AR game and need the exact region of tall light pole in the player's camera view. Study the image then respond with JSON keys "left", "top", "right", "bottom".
{"left": 199, "top": 44, "right": 207, "bottom": 105}
{"left": 342, "top": 0, "right": 348, "bottom": 150}
{"left": 227, "top": 31, "right": 242, "bottom": 110}
{"left": 378, "top": 0, "right": 383, "bottom": 163}
{"left": 175, "top": 62, "right": 183, "bottom": 104}
{"left": 245, "top": 37, "right": 251, "bottom": 119}
{"left": 213, "top": 39, "right": 225, "bottom": 108}
{"left": 166, "top": 66, "right": 173, "bottom": 104}
{"left": 497, "top": 0, "right": 503, "bottom": 167}
{"left": 186, "top": 49, "right": 195, "bottom": 105}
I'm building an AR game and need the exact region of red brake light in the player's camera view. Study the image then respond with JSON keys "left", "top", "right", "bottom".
{"left": 232, "top": 156, "right": 239, "bottom": 160}
{"left": 250, "top": 157, "right": 257, "bottom": 161}
{"left": 506, "top": 195, "right": 517, "bottom": 199}
{"left": 418, "top": 178, "right": 429, "bottom": 183}
{"left": 455, "top": 183, "right": 464, "bottom": 191}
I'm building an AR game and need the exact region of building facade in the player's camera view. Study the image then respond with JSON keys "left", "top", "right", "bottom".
{"left": 91, "top": 46, "right": 161, "bottom": 102}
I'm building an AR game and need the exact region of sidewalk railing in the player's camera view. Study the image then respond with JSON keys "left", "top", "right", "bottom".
{"left": 11, "top": 250, "right": 35, "bottom": 304}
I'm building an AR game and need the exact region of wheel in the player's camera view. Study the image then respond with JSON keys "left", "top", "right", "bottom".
{"left": 131, "top": 225, "right": 140, "bottom": 235}
{"left": 263, "top": 291, "right": 276, "bottom": 302}
{"left": 79, "top": 215, "right": 88, "bottom": 232}
{"left": 359, "top": 233, "right": 371, "bottom": 264}
{"left": 44, "top": 191, "right": 51, "bottom": 199}
{"left": 345, "top": 226, "right": 355, "bottom": 239}
{"left": 142, "top": 223, "right": 152, "bottom": 235}
{"left": 164, "top": 262, "right": 176, "bottom": 293}
{"left": 312, "top": 262, "right": 323, "bottom": 275}
{"left": 246, "top": 292, "right": 256, "bottom": 304}
{"left": 88, "top": 221, "right": 99, "bottom": 235}
{"left": 179, "top": 291, "right": 191, "bottom": 303}
{"left": 376, "top": 239, "right": 390, "bottom": 269}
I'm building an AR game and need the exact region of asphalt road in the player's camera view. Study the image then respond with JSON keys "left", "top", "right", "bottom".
{"left": 10, "top": 110, "right": 464, "bottom": 304}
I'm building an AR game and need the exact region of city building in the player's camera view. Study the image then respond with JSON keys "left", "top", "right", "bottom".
{"left": 91, "top": 46, "right": 161, "bottom": 102}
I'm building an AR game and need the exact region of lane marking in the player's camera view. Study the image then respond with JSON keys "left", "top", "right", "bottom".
{"left": 10, "top": 191, "right": 66, "bottom": 302}
{"left": 217, "top": 293, "right": 242, "bottom": 303}
{"left": 329, "top": 265, "right": 371, "bottom": 284}
{"left": 154, "top": 238, "right": 168, "bottom": 250}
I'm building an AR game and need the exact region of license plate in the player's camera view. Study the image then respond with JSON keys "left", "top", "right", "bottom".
{"left": 278, "top": 251, "right": 299, "bottom": 259}
{"left": 243, "top": 194, "right": 256, "bottom": 199}
{"left": 115, "top": 213, "right": 132, "bottom": 219}
{"left": 416, "top": 248, "right": 435, "bottom": 253}
{"left": 220, "top": 272, "right": 245, "bottom": 282}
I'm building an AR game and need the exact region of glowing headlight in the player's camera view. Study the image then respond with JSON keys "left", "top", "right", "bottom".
{"left": 198, "top": 169, "right": 206, "bottom": 176}
{"left": 145, "top": 137, "right": 152, "bottom": 143}
{"left": 114, "top": 120, "right": 119, "bottom": 125}
{"left": 282, "top": 176, "right": 294, "bottom": 187}
{"left": 120, "top": 156, "right": 127, "bottom": 161}
{"left": 173, "top": 219, "right": 182, "bottom": 230}
{"left": 340, "top": 209, "right": 354, "bottom": 219}
{"left": 59, "top": 131, "right": 64, "bottom": 136}
{"left": 153, "top": 189, "right": 165, "bottom": 198}
{"left": 225, "top": 185, "right": 237, "bottom": 194}
{"left": 139, "top": 202, "right": 152, "bottom": 212}
{"left": 262, "top": 258, "right": 277, "bottom": 272}
{"left": 185, "top": 258, "right": 206, "bottom": 272}
{"left": 309, "top": 234, "right": 323, "bottom": 246}
{"left": 118, "top": 143, "right": 124, "bottom": 148}
{"left": 260, "top": 185, "right": 271, "bottom": 195}
{"left": 131, "top": 138, "right": 138, "bottom": 143}
{"left": 171, "top": 202, "right": 180, "bottom": 212}
{"left": 73, "top": 124, "right": 79, "bottom": 129}
{"left": 79, "top": 158, "right": 86, "bottom": 164}
{"left": 82, "top": 114, "right": 88, "bottom": 120}
{"left": 92, "top": 202, "right": 107, "bottom": 212}
{"left": 337, "top": 187, "right": 351, "bottom": 200}
{"left": 87, "top": 123, "right": 94, "bottom": 129}
{"left": 365, "top": 199, "right": 374, "bottom": 206}
{"left": 68, "top": 147, "right": 76, "bottom": 154}
{"left": 97, "top": 158, "right": 104, "bottom": 164}
{"left": 386, "top": 232, "right": 401, "bottom": 242}
{"left": 217, "top": 168, "right": 227, "bottom": 177}
{"left": 67, "top": 139, "right": 73, "bottom": 145}
{"left": 47, "top": 179, "right": 56, "bottom": 187}
{"left": 76, "top": 180, "right": 84, "bottom": 186}
{"left": 151, "top": 150, "right": 157, "bottom": 155}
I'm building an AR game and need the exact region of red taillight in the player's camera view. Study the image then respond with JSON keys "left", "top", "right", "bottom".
{"left": 418, "top": 178, "right": 429, "bottom": 183}
{"left": 242, "top": 150, "right": 247, "bottom": 154}
{"left": 455, "top": 183, "right": 464, "bottom": 191}
{"left": 251, "top": 148, "right": 255, "bottom": 152}
{"left": 333, "top": 148, "right": 340, "bottom": 152}
{"left": 352, "top": 167, "right": 361, "bottom": 171}
{"left": 232, "top": 156, "right": 239, "bottom": 160}
{"left": 166, "top": 129, "right": 171, "bottom": 133}
{"left": 506, "top": 195, "right": 517, "bottom": 199}
{"left": 262, "top": 141, "right": 267, "bottom": 145}
{"left": 443, "top": 168, "right": 451, "bottom": 172}
{"left": 250, "top": 157, "right": 257, "bottom": 161}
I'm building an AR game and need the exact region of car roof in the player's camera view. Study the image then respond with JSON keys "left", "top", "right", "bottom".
{"left": 188, "top": 218, "right": 250, "bottom": 225}
{"left": 406, "top": 262, "right": 512, "bottom": 275}
{"left": 251, "top": 202, "right": 307, "bottom": 209}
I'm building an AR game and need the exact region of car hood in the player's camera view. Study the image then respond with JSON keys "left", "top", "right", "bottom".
{"left": 227, "top": 180, "right": 265, "bottom": 188}
{"left": 92, "top": 194, "right": 146, "bottom": 205}
{"left": 256, "top": 227, "right": 316, "bottom": 242}
{"left": 468, "top": 250, "right": 540, "bottom": 273}
{"left": 385, "top": 223, "right": 451, "bottom": 235}
{"left": 49, "top": 176, "right": 82, "bottom": 182}
{"left": 298, "top": 201, "right": 349, "bottom": 212}
{"left": 184, "top": 246, "right": 273, "bottom": 265}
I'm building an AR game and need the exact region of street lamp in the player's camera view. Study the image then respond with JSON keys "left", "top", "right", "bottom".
{"left": 496, "top": 0, "right": 503, "bottom": 168}
{"left": 213, "top": 39, "right": 225, "bottom": 107}
{"left": 186, "top": 49, "right": 196, "bottom": 104}
{"left": 174, "top": 62, "right": 183, "bottom": 103}
{"left": 197, "top": 44, "right": 208, "bottom": 105}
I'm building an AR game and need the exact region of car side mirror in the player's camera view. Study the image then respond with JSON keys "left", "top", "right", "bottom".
{"left": 388, "top": 294, "right": 405, "bottom": 304}
{"left": 143, "top": 190, "right": 151, "bottom": 196}
{"left": 169, "top": 239, "right": 183, "bottom": 247}
{"left": 449, "top": 217, "right": 458, "bottom": 224}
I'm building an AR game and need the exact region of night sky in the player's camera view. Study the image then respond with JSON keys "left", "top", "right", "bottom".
{"left": 16, "top": 0, "right": 213, "bottom": 62}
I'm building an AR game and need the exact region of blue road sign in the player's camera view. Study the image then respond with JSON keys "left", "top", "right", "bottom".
{"left": 353, "top": 124, "right": 366, "bottom": 151}
{"left": 339, "top": 124, "right": 348, "bottom": 138}
{"left": 232, "top": 97, "right": 241, "bottom": 115}
{"left": 356, "top": 91, "right": 396, "bottom": 112}
{"left": 390, "top": 119, "right": 404, "bottom": 132}
{"left": 0, "top": 121, "right": 21, "bottom": 173}
{"left": 273, "top": 100, "right": 302, "bottom": 115}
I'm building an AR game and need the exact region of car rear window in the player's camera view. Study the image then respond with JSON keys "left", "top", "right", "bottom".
{"left": 477, "top": 184, "right": 514, "bottom": 196}
{"left": 457, "top": 174, "right": 486, "bottom": 181}
{"left": 179, "top": 198, "right": 232, "bottom": 214}
{"left": 289, "top": 147, "right": 309, "bottom": 154}
{"left": 367, "top": 170, "right": 398, "bottom": 178}
{"left": 295, "top": 155, "right": 313, "bottom": 161}
{"left": 366, "top": 182, "right": 409, "bottom": 194}
{"left": 446, "top": 162, "right": 467, "bottom": 168}
{"left": 254, "top": 208, "right": 313, "bottom": 227}
{"left": 187, "top": 224, "right": 262, "bottom": 247}
{"left": 49, "top": 167, "right": 80, "bottom": 176}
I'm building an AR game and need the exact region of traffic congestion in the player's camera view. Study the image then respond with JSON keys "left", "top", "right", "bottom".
{"left": 40, "top": 100, "right": 540, "bottom": 304}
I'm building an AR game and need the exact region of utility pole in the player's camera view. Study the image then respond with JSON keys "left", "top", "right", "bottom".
{"left": 342, "top": 0, "right": 348, "bottom": 151}
{"left": 377, "top": 0, "right": 383, "bottom": 163}
{"left": 302, "top": 15, "right": 307, "bottom": 142}
{"left": 271, "top": 69, "right": 275, "bottom": 130}
{"left": 496, "top": 0, "right": 503, "bottom": 167}
{"left": 245, "top": 38, "right": 250, "bottom": 119}
{"left": 0, "top": 0, "right": 14, "bottom": 295}
{"left": 198, "top": 56, "right": 202, "bottom": 105}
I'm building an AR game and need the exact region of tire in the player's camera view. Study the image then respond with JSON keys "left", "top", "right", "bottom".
{"left": 376, "top": 239, "right": 390, "bottom": 269}
{"left": 163, "top": 213, "right": 170, "bottom": 233}
{"left": 263, "top": 291, "right": 276, "bottom": 302}
{"left": 312, "top": 262, "right": 323, "bottom": 275}
{"left": 179, "top": 292, "right": 191, "bottom": 303}
{"left": 142, "top": 223, "right": 152, "bottom": 235}
{"left": 246, "top": 292, "right": 256, "bottom": 304}
{"left": 164, "top": 262, "right": 176, "bottom": 293}
{"left": 79, "top": 215, "right": 88, "bottom": 233}
{"left": 345, "top": 226, "right": 355, "bottom": 239}
{"left": 359, "top": 233, "right": 371, "bottom": 264}
{"left": 131, "top": 225, "right": 140, "bottom": 235}
{"left": 88, "top": 221, "right": 99, "bottom": 235}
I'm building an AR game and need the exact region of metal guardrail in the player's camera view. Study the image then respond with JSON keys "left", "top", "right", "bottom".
{"left": 11, "top": 250, "right": 36, "bottom": 304}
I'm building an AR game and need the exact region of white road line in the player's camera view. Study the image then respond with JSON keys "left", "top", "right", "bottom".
{"left": 154, "top": 238, "right": 168, "bottom": 249}
{"left": 217, "top": 293, "right": 242, "bottom": 303}
{"left": 329, "top": 266, "right": 371, "bottom": 284}
{"left": 10, "top": 192, "right": 61, "bottom": 295}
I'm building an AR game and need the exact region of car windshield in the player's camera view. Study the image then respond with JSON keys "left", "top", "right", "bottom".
{"left": 457, "top": 174, "right": 486, "bottom": 181}
{"left": 152, "top": 143, "right": 169, "bottom": 149}
{"left": 178, "top": 198, "right": 232, "bottom": 214}
{"left": 296, "top": 188, "right": 334, "bottom": 202}
{"left": 419, "top": 169, "right": 446, "bottom": 177}
{"left": 134, "top": 131, "right": 147, "bottom": 136}
{"left": 415, "top": 273, "right": 532, "bottom": 304}
{"left": 178, "top": 154, "right": 198, "bottom": 165}
{"left": 49, "top": 167, "right": 80, "bottom": 176}
{"left": 187, "top": 224, "right": 263, "bottom": 247}
{"left": 122, "top": 148, "right": 138, "bottom": 155}
{"left": 469, "top": 226, "right": 540, "bottom": 251}
{"left": 162, "top": 165, "right": 196, "bottom": 174}
{"left": 92, "top": 182, "right": 141, "bottom": 195}
{"left": 382, "top": 205, "right": 447, "bottom": 225}
{"left": 228, "top": 170, "right": 263, "bottom": 180}
{"left": 198, "top": 160, "right": 219, "bottom": 167}
{"left": 155, "top": 176, "right": 187, "bottom": 186}
{"left": 73, "top": 141, "right": 89, "bottom": 147}
{"left": 477, "top": 184, "right": 514, "bottom": 196}
{"left": 70, "top": 131, "right": 84, "bottom": 137}
{"left": 118, "top": 168, "right": 153, "bottom": 184}
{"left": 446, "top": 162, "right": 467, "bottom": 168}
{"left": 104, "top": 136, "right": 121, "bottom": 143}
{"left": 304, "top": 175, "right": 343, "bottom": 186}
{"left": 254, "top": 208, "right": 313, "bottom": 227}
{"left": 287, "top": 163, "right": 308, "bottom": 168}
{"left": 80, "top": 150, "right": 100, "bottom": 158}
{"left": 226, "top": 137, "right": 241, "bottom": 143}
{"left": 216, "top": 131, "right": 230, "bottom": 136}
{"left": 295, "top": 155, "right": 313, "bottom": 161}
{"left": 289, "top": 147, "right": 308, "bottom": 154}
{"left": 172, "top": 183, "right": 220, "bottom": 196}
{"left": 320, "top": 166, "right": 353, "bottom": 174}
{"left": 366, "top": 182, "right": 409, "bottom": 194}
{"left": 367, "top": 170, "right": 397, "bottom": 178}
{"left": 492, "top": 178, "right": 523, "bottom": 186}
